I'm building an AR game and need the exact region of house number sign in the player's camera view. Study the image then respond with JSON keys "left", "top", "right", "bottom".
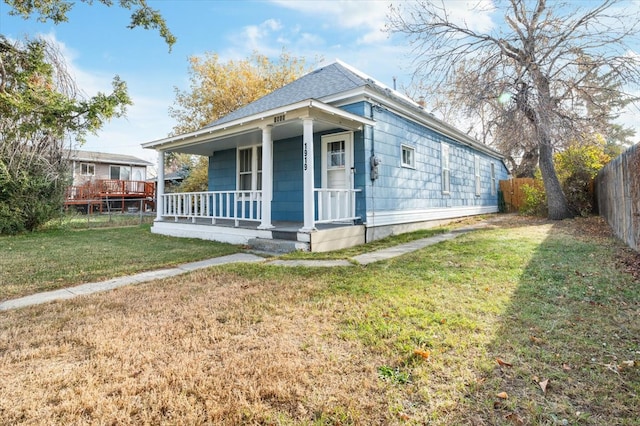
{"left": 303, "top": 142, "right": 308, "bottom": 171}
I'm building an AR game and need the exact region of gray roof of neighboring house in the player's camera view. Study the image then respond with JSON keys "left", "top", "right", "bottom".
{"left": 67, "top": 149, "right": 153, "bottom": 166}
{"left": 206, "top": 62, "right": 371, "bottom": 128}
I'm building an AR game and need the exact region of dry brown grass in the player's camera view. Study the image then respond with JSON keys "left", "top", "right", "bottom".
{"left": 0, "top": 269, "right": 391, "bottom": 425}
{"left": 1, "top": 216, "right": 638, "bottom": 425}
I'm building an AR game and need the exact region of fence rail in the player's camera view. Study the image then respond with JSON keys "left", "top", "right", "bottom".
{"left": 595, "top": 144, "right": 640, "bottom": 251}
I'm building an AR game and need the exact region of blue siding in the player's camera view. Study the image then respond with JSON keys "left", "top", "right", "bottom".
{"left": 363, "top": 105, "right": 509, "bottom": 215}
{"left": 209, "top": 149, "right": 236, "bottom": 191}
{"left": 207, "top": 100, "right": 509, "bottom": 223}
{"left": 272, "top": 136, "right": 304, "bottom": 221}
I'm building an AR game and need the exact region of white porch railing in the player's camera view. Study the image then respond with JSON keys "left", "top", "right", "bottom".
{"left": 315, "top": 188, "right": 361, "bottom": 223}
{"left": 161, "top": 191, "right": 262, "bottom": 226}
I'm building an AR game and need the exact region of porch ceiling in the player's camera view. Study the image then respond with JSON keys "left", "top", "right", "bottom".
{"left": 142, "top": 99, "right": 375, "bottom": 157}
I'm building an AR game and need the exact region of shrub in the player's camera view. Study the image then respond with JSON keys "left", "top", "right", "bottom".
{"left": 520, "top": 182, "right": 547, "bottom": 217}
{"left": 554, "top": 140, "right": 611, "bottom": 217}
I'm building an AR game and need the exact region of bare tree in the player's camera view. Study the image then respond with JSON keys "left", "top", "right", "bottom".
{"left": 387, "top": 0, "right": 640, "bottom": 219}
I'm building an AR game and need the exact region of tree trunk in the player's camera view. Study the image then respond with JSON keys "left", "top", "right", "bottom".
{"left": 538, "top": 137, "right": 573, "bottom": 219}
{"left": 531, "top": 71, "right": 573, "bottom": 220}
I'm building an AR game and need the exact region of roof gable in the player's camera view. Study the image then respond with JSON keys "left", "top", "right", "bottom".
{"left": 207, "top": 62, "right": 370, "bottom": 127}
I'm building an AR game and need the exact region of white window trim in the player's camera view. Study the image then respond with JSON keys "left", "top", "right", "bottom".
{"left": 490, "top": 163, "right": 497, "bottom": 196}
{"left": 401, "top": 144, "right": 416, "bottom": 169}
{"left": 441, "top": 143, "right": 450, "bottom": 194}
{"left": 474, "top": 155, "right": 481, "bottom": 197}
{"left": 109, "top": 165, "right": 130, "bottom": 180}
{"left": 237, "top": 145, "right": 262, "bottom": 191}
{"left": 80, "top": 163, "right": 95, "bottom": 176}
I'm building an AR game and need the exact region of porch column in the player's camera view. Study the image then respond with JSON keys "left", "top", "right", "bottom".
{"left": 156, "top": 150, "right": 165, "bottom": 221}
{"left": 258, "top": 125, "right": 274, "bottom": 229}
{"left": 300, "top": 118, "right": 316, "bottom": 232}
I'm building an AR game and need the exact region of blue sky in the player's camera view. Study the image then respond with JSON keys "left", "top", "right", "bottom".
{"left": 1, "top": 0, "right": 639, "bottom": 166}
{"left": 1, "top": 0, "right": 418, "bottom": 163}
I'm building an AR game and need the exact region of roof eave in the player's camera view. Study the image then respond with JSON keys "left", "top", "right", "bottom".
{"left": 142, "top": 99, "right": 375, "bottom": 151}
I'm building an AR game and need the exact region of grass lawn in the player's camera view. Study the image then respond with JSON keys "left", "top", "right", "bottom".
{"left": 0, "top": 223, "right": 239, "bottom": 301}
{"left": 0, "top": 216, "right": 638, "bottom": 425}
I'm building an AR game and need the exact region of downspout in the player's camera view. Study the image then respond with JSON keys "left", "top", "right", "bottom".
{"left": 368, "top": 104, "right": 377, "bottom": 242}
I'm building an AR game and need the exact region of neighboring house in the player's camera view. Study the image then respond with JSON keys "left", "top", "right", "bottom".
{"left": 142, "top": 61, "right": 510, "bottom": 252}
{"left": 67, "top": 150, "right": 152, "bottom": 186}
{"left": 65, "top": 150, "right": 155, "bottom": 212}
{"left": 161, "top": 170, "right": 187, "bottom": 193}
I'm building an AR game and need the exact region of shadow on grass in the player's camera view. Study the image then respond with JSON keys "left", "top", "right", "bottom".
{"left": 449, "top": 218, "right": 640, "bottom": 425}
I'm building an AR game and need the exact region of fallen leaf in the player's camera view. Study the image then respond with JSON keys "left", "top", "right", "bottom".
{"left": 529, "top": 335, "right": 545, "bottom": 345}
{"left": 496, "top": 391, "right": 509, "bottom": 399}
{"left": 413, "top": 349, "right": 430, "bottom": 360}
{"left": 618, "top": 360, "right": 637, "bottom": 371}
{"left": 538, "top": 378, "right": 549, "bottom": 394}
{"left": 496, "top": 358, "right": 513, "bottom": 367}
{"left": 505, "top": 412, "right": 525, "bottom": 425}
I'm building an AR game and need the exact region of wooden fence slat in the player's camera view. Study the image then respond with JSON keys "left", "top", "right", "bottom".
{"left": 596, "top": 144, "right": 640, "bottom": 251}
{"left": 499, "top": 178, "right": 537, "bottom": 212}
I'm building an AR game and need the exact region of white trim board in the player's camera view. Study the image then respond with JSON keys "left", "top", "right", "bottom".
{"left": 365, "top": 206, "right": 498, "bottom": 228}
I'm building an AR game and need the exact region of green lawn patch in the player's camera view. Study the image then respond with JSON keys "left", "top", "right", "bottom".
{"left": 0, "top": 224, "right": 238, "bottom": 301}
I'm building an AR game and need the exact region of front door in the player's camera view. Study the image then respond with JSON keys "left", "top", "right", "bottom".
{"left": 320, "top": 132, "right": 353, "bottom": 220}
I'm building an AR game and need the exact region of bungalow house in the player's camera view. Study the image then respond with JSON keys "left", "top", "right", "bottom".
{"left": 142, "top": 61, "right": 509, "bottom": 252}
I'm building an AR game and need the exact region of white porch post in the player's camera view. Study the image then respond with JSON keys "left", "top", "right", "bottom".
{"left": 300, "top": 118, "right": 316, "bottom": 232}
{"left": 258, "top": 125, "right": 274, "bottom": 229}
{"left": 156, "top": 150, "right": 165, "bottom": 221}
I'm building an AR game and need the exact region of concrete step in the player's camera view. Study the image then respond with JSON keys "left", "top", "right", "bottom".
{"left": 247, "top": 237, "right": 309, "bottom": 254}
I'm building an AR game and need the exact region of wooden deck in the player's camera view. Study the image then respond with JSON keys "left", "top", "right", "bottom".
{"left": 65, "top": 180, "right": 156, "bottom": 213}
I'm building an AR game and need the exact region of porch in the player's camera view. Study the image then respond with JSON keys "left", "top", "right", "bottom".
{"left": 152, "top": 189, "right": 365, "bottom": 252}
{"left": 65, "top": 179, "right": 156, "bottom": 213}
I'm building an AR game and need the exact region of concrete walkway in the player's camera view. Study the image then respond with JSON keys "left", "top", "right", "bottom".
{"left": 0, "top": 222, "right": 492, "bottom": 311}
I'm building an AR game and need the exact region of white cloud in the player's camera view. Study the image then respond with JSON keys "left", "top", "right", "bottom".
{"left": 441, "top": 0, "right": 496, "bottom": 33}
{"left": 270, "top": 0, "right": 391, "bottom": 45}
{"left": 236, "top": 18, "right": 285, "bottom": 54}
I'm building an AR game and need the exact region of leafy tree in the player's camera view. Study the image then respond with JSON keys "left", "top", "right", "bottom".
{"left": 1, "top": 0, "right": 172, "bottom": 233}
{"left": 4, "top": 0, "right": 175, "bottom": 49}
{"left": 170, "top": 50, "right": 310, "bottom": 134}
{"left": 387, "top": 0, "right": 640, "bottom": 219}
{"left": 0, "top": 36, "right": 132, "bottom": 233}
{"left": 169, "top": 50, "right": 310, "bottom": 191}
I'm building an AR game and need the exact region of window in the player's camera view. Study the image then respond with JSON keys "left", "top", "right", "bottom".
{"left": 474, "top": 155, "right": 481, "bottom": 196}
{"left": 401, "top": 145, "right": 415, "bottom": 168}
{"left": 441, "top": 143, "right": 450, "bottom": 194}
{"left": 80, "top": 163, "right": 95, "bottom": 176}
{"left": 109, "top": 166, "right": 130, "bottom": 180}
{"left": 238, "top": 146, "right": 263, "bottom": 191}
{"left": 327, "top": 140, "right": 345, "bottom": 169}
{"left": 490, "top": 163, "right": 496, "bottom": 196}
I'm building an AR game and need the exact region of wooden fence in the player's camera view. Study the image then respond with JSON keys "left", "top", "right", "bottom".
{"left": 595, "top": 143, "right": 640, "bottom": 251}
{"left": 499, "top": 178, "right": 539, "bottom": 212}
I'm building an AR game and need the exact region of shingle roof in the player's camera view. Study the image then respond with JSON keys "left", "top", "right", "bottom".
{"left": 206, "top": 62, "right": 371, "bottom": 128}
{"left": 67, "top": 149, "right": 152, "bottom": 166}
